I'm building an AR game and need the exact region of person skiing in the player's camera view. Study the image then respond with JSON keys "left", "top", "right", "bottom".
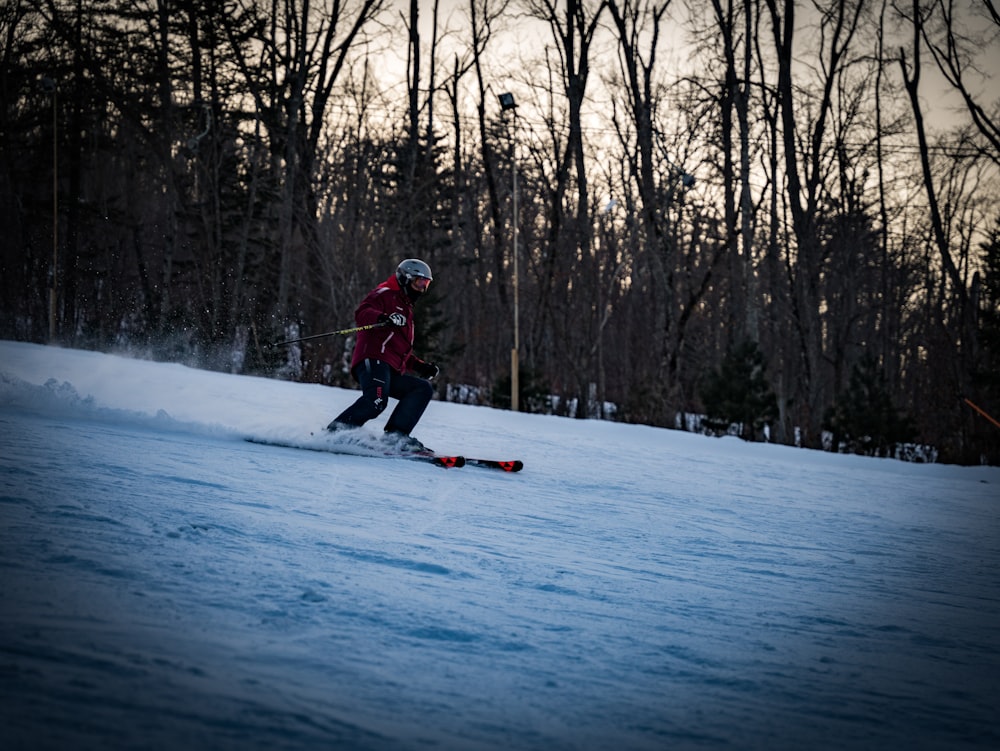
{"left": 327, "top": 258, "right": 440, "bottom": 452}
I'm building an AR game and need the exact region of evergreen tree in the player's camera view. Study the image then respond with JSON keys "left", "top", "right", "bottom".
{"left": 824, "top": 354, "right": 914, "bottom": 457}
{"left": 974, "top": 220, "right": 1000, "bottom": 393}
{"left": 377, "top": 129, "right": 455, "bottom": 367}
{"left": 700, "top": 340, "right": 779, "bottom": 441}
{"left": 967, "top": 219, "right": 1000, "bottom": 463}
{"left": 492, "top": 367, "right": 551, "bottom": 414}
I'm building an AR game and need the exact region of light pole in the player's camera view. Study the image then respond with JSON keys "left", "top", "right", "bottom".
{"left": 499, "top": 92, "right": 519, "bottom": 412}
{"left": 41, "top": 76, "right": 58, "bottom": 342}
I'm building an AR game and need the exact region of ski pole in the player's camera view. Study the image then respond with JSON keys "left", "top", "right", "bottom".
{"left": 271, "top": 321, "right": 387, "bottom": 347}
{"left": 964, "top": 397, "right": 1000, "bottom": 430}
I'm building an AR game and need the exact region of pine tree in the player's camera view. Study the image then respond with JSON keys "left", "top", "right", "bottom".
{"left": 700, "top": 340, "right": 779, "bottom": 441}
{"left": 824, "top": 354, "right": 914, "bottom": 457}
{"left": 967, "top": 219, "right": 1000, "bottom": 463}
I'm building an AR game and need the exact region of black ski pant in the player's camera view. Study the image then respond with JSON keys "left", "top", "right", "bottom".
{"left": 330, "top": 358, "right": 433, "bottom": 435}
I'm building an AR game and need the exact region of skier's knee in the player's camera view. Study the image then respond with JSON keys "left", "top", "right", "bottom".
{"left": 415, "top": 378, "right": 434, "bottom": 405}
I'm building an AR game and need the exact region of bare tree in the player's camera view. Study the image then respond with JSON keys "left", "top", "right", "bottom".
{"left": 919, "top": 0, "right": 1000, "bottom": 164}
{"left": 523, "top": 0, "right": 609, "bottom": 413}
{"left": 449, "top": 0, "right": 513, "bottom": 384}
{"left": 762, "top": 0, "right": 870, "bottom": 447}
{"left": 221, "top": 0, "right": 388, "bottom": 327}
{"left": 702, "top": 0, "right": 759, "bottom": 345}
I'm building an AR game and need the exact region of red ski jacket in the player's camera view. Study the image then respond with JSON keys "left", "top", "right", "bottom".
{"left": 349, "top": 274, "right": 417, "bottom": 375}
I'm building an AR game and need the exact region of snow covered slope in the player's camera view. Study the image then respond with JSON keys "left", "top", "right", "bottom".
{"left": 1, "top": 340, "right": 997, "bottom": 750}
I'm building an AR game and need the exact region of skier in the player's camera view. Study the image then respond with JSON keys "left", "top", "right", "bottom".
{"left": 327, "top": 259, "right": 440, "bottom": 452}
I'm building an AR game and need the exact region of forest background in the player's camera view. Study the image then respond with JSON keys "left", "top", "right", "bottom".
{"left": 2, "top": 0, "right": 999, "bottom": 464}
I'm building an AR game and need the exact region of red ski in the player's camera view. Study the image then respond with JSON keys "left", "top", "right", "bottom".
{"left": 464, "top": 458, "right": 523, "bottom": 472}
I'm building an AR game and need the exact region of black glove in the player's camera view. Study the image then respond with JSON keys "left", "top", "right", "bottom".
{"left": 412, "top": 359, "right": 440, "bottom": 380}
{"left": 377, "top": 312, "right": 407, "bottom": 327}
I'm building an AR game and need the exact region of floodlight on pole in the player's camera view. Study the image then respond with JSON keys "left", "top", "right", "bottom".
{"left": 499, "top": 92, "right": 519, "bottom": 412}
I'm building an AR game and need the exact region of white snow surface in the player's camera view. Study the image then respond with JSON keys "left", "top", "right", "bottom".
{"left": 1, "top": 339, "right": 998, "bottom": 751}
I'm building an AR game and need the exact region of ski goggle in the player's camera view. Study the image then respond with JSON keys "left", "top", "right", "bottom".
{"left": 410, "top": 276, "right": 431, "bottom": 291}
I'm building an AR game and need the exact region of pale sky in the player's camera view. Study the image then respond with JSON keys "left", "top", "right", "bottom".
{"left": 390, "top": 0, "right": 996, "bottom": 136}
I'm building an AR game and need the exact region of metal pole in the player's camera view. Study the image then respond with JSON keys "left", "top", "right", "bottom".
{"left": 498, "top": 92, "right": 520, "bottom": 412}
{"left": 49, "top": 86, "right": 58, "bottom": 343}
{"left": 512, "top": 136, "right": 519, "bottom": 413}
